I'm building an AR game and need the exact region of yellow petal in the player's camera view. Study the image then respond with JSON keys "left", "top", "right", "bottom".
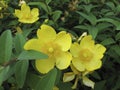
{"left": 31, "top": 8, "right": 39, "bottom": 17}
{"left": 85, "top": 59, "right": 102, "bottom": 71}
{"left": 80, "top": 35, "right": 94, "bottom": 49}
{"left": 94, "top": 44, "right": 106, "bottom": 59}
{"left": 37, "top": 24, "right": 56, "bottom": 42}
{"left": 15, "top": 9, "right": 22, "bottom": 18}
{"left": 35, "top": 58, "right": 55, "bottom": 74}
{"left": 63, "top": 72, "right": 75, "bottom": 82}
{"left": 83, "top": 76, "right": 95, "bottom": 89}
{"left": 56, "top": 52, "right": 72, "bottom": 69}
{"left": 70, "top": 42, "right": 81, "bottom": 57}
{"left": 24, "top": 39, "right": 43, "bottom": 52}
{"left": 55, "top": 31, "right": 71, "bottom": 51}
{"left": 70, "top": 64, "right": 80, "bottom": 74}
{"left": 72, "top": 58, "right": 85, "bottom": 72}
{"left": 19, "top": 17, "right": 39, "bottom": 23}
{"left": 21, "top": 4, "right": 30, "bottom": 14}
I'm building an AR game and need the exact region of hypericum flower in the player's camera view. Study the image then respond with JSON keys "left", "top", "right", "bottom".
{"left": 70, "top": 35, "right": 106, "bottom": 72}
{"left": 14, "top": 4, "right": 39, "bottom": 23}
{"left": 24, "top": 24, "right": 72, "bottom": 74}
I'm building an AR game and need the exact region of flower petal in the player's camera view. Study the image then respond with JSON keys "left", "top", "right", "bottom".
{"left": 35, "top": 58, "right": 55, "bottom": 74}
{"left": 55, "top": 31, "right": 71, "bottom": 51}
{"left": 21, "top": 4, "right": 30, "bottom": 14}
{"left": 94, "top": 44, "right": 106, "bottom": 59}
{"left": 80, "top": 35, "right": 94, "bottom": 49}
{"left": 85, "top": 59, "right": 102, "bottom": 71}
{"left": 15, "top": 10, "right": 22, "bottom": 18}
{"left": 70, "top": 42, "right": 81, "bottom": 57}
{"left": 56, "top": 52, "right": 72, "bottom": 69}
{"left": 37, "top": 24, "right": 56, "bottom": 42}
{"left": 72, "top": 58, "right": 85, "bottom": 71}
{"left": 19, "top": 17, "right": 39, "bottom": 23}
{"left": 31, "top": 8, "right": 39, "bottom": 17}
{"left": 70, "top": 64, "right": 80, "bottom": 74}
{"left": 24, "top": 39, "right": 43, "bottom": 52}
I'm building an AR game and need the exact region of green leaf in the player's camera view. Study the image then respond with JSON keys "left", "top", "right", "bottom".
{"left": 96, "top": 23, "right": 112, "bottom": 32}
{"left": 0, "top": 66, "right": 9, "bottom": 86}
{"left": 111, "top": 45, "right": 120, "bottom": 56}
{"left": 83, "top": 4, "right": 97, "bottom": 13}
{"left": 0, "top": 30, "right": 12, "bottom": 64}
{"left": 74, "top": 25, "right": 88, "bottom": 30}
{"left": 88, "top": 26, "right": 98, "bottom": 39}
{"left": 26, "top": 73, "right": 41, "bottom": 89}
{"left": 74, "top": 25, "right": 98, "bottom": 39}
{"left": 76, "top": 11, "right": 97, "bottom": 25}
{"left": 91, "top": 71, "right": 101, "bottom": 80}
{"left": 112, "top": 76, "right": 120, "bottom": 90}
{"left": 45, "top": 0, "right": 52, "bottom": 4}
{"left": 101, "top": 38, "right": 115, "bottom": 45}
{"left": 14, "top": 33, "right": 26, "bottom": 55}
{"left": 106, "top": 2, "right": 115, "bottom": 10}
{"left": 35, "top": 68, "right": 57, "bottom": 90}
{"left": 97, "top": 18, "right": 120, "bottom": 30}
{"left": 116, "top": 5, "right": 120, "bottom": 13}
{"left": 0, "top": 86, "right": 4, "bottom": 90}
{"left": 3, "top": 64, "right": 16, "bottom": 82}
{"left": 115, "top": 32, "right": 120, "bottom": 40}
{"left": 52, "top": 10, "right": 62, "bottom": 22}
{"left": 18, "top": 50, "right": 48, "bottom": 60}
{"left": 15, "top": 60, "right": 29, "bottom": 88}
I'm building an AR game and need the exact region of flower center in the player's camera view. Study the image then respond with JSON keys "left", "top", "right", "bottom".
{"left": 79, "top": 49, "right": 93, "bottom": 62}
{"left": 48, "top": 47, "right": 54, "bottom": 53}
{"left": 41, "top": 42, "right": 61, "bottom": 58}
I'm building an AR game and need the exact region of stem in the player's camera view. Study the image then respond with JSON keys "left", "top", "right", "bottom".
{"left": 1, "top": 58, "right": 17, "bottom": 67}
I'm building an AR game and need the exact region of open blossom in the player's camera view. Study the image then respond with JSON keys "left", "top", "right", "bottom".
{"left": 70, "top": 35, "right": 106, "bottom": 72}
{"left": 14, "top": 3, "right": 39, "bottom": 23}
{"left": 24, "top": 24, "right": 72, "bottom": 74}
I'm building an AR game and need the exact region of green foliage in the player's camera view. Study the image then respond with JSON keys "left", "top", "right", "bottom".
{"left": 0, "top": 0, "right": 120, "bottom": 90}
{"left": 18, "top": 50, "right": 48, "bottom": 60}
{"left": 0, "top": 30, "right": 12, "bottom": 64}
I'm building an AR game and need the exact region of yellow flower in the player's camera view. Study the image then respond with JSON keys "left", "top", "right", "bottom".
{"left": 70, "top": 35, "right": 106, "bottom": 72}
{"left": 24, "top": 24, "right": 72, "bottom": 74}
{"left": 14, "top": 4, "right": 39, "bottom": 23}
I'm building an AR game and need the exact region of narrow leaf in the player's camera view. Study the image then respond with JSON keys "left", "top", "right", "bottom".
{"left": 18, "top": 50, "right": 48, "bottom": 60}
{"left": 77, "top": 11, "right": 97, "bottom": 25}
{"left": 52, "top": 10, "right": 62, "bottom": 22}
{"left": 101, "top": 38, "right": 115, "bottom": 45}
{"left": 97, "top": 18, "right": 120, "bottom": 30}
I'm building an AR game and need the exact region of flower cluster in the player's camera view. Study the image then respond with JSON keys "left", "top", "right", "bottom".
{"left": 14, "top": 3, "right": 106, "bottom": 89}
{"left": 24, "top": 24, "right": 106, "bottom": 89}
